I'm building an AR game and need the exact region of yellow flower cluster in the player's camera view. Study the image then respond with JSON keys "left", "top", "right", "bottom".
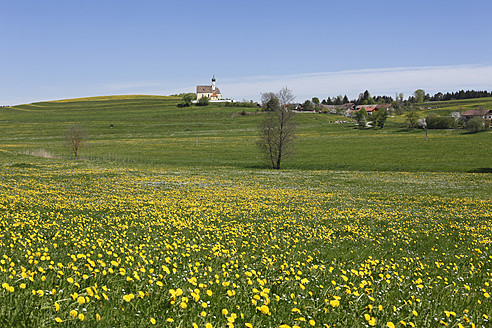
{"left": 0, "top": 164, "right": 490, "bottom": 327}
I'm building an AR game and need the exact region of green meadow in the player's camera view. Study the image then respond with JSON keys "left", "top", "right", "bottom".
{"left": 0, "top": 96, "right": 491, "bottom": 327}
{"left": 0, "top": 95, "right": 490, "bottom": 172}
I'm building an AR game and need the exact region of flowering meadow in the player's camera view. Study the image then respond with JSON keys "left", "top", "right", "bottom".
{"left": 0, "top": 162, "right": 491, "bottom": 327}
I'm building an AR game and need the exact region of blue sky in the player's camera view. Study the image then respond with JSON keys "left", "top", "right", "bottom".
{"left": 1, "top": 0, "right": 492, "bottom": 104}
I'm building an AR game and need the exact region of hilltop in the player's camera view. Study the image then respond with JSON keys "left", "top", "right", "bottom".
{"left": 0, "top": 95, "right": 490, "bottom": 172}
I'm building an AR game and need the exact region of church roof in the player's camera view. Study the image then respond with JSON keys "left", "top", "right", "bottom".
{"left": 197, "top": 85, "right": 221, "bottom": 94}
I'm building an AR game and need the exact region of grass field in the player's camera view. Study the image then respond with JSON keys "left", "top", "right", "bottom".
{"left": 0, "top": 156, "right": 491, "bottom": 327}
{"left": 0, "top": 96, "right": 491, "bottom": 172}
{"left": 0, "top": 96, "right": 491, "bottom": 327}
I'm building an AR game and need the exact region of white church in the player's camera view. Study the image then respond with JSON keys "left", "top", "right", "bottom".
{"left": 196, "top": 76, "right": 223, "bottom": 101}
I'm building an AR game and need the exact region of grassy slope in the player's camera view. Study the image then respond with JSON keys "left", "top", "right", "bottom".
{"left": 0, "top": 96, "right": 491, "bottom": 172}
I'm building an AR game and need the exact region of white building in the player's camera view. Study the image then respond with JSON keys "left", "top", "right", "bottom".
{"left": 196, "top": 76, "right": 222, "bottom": 101}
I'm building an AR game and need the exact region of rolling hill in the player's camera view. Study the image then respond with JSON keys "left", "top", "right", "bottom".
{"left": 0, "top": 95, "right": 490, "bottom": 172}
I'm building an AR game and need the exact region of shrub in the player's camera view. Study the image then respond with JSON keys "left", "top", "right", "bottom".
{"left": 196, "top": 97, "right": 209, "bottom": 106}
{"left": 426, "top": 114, "right": 457, "bottom": 129}
{"left": 465, "top": 116, "right": 484, "bottom": 133}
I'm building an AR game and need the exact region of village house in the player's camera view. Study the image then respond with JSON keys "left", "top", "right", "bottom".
{"left": 461, "top": 109, "right": 492, "bottom": 121}
{"left": 196, "top": 76, "right": 222, "bottom": 101}
{"left": 356, "top": 105, "right": 377, "bottom": 115}
{"left": 348, "top": 104, "right": 392, "bottom": 117}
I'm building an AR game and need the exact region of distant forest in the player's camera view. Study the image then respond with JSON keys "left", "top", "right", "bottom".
{"left": 416, "top": 90, "right": 492, "bottom": 102}
{"left": 321, "top": 89, "right": 492, "bottom": 106}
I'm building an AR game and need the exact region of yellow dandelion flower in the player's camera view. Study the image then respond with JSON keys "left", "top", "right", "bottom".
{"left": 123, "top": 294, "right": 134, "bottom": 302}
{"left": 150, "top": 318, "right": 156, "bottom": 325}
{"left": 257, "top": 305, "right": 270, "bottom": 315}
{"left": 330, "top": 299, "right": 340, "bottom": 307}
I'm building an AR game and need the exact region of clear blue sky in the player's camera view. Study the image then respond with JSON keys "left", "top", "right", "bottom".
{"left": 1, "top": 0, "right": 492, "bottom": 104}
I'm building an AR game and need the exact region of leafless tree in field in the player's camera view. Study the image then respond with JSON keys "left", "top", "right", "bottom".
{"left": 66, "top": 124, "right": 86, "bottom": 160}
{"left": 257, "top": 88, "right": 297, "bottom": 169}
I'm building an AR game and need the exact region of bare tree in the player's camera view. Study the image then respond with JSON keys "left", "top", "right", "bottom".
{"left": 277, "top": 87, "right": 295, "bottom": 108}
{"left": 257, "top": 88, "right": 297, "bottom": 169}
{"left": 66, "top": 124, "right": 86, "bottom": 160}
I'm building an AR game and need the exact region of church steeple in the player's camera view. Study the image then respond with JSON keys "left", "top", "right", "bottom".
{"left": 212, "top": 75, "right": 216, "bottom": 91}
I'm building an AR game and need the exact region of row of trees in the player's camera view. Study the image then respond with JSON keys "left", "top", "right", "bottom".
{"left": 319, "top": 89, "right": 492, "bottom": 106}
{"left": 320, "top": 90, "right": 395, "bottom": 106}
{"left": 412, "top": 90, "right": 492, "bottom": 102}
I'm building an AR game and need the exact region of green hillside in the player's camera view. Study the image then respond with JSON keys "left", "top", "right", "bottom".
{"left": 0, "top": 95, "right": 491, "bottom": 172}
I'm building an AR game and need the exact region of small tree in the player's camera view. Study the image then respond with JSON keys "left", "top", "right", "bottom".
{"left": 413, "top": 89, "right": 425, "bottom": 103}
{"left": 311, "top": 97, "right": 320, "bottom": 105}
{"left": 196, "top": 96, "right": 209, "bottom": 106}
{"left": 261, "top": 92, "right": 277, "bottom": 110}
{"left": 302, "top": 100, "right": 314, "bottom": 111}
{"left": 355, "top": 109, "right": 368, "bottom": 129}
{"left": 465, "top": 116, "right": 484, "bottom": 133}
{"left": 180, "top": 93, "right": 196, "bottom": 107}
{"left": 66, "top": 124, "right": 86, "bottom": 160}
{"left": 406, "top": 110, "right": 419, "bottom": 129}
{"left": 257, "top": 88, "right": 297, "bottom": 169}
{"left": 374, "top": 109, "right": 388, "bottom": 129}
{"left": 418, "top": 118, "right": 428, "bottom": 140}
{"left": 265, "top": 96, "right": 280, "bottom": 111}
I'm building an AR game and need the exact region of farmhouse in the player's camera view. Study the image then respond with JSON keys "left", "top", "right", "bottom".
{"left": 355, "top": 105, "right": 378, "bottom": 115}
{"left": 461, "top": 109, "right": 492, "bottom": 121}
{"left": 196, "top": 76, "right": 222, "bottom": 101}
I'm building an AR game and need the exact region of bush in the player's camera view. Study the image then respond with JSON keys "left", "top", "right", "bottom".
{"left": 300, "top": 100, "right": 314, "bottom": 111}
{"left": 196, "top": 97, "right": 209, "bottom": 106}
{"left": 465, "top": 116, "right": 484, "bottom": 133}
{"left": 179, "top": 93, "right": 196, "bottom": 107}
{"left": 426, "top": 114, "right": 457, "bottom": 129}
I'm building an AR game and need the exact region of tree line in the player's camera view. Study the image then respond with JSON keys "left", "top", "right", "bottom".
{"left": 411, "top": 90, "right": 492, "bottom": 102}
{"left": 319, "top": 89, "right": 492, "bottom": 106}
